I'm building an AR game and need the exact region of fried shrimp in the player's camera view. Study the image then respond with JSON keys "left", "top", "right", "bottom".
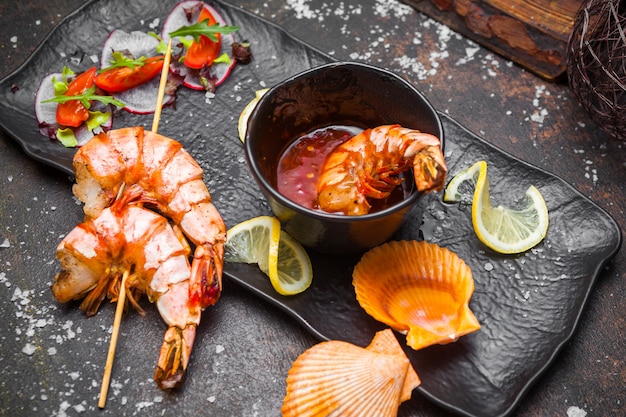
{"left": 52, "top": 201, "right": 200, "bottom": 389}
{"left": 72, "top": 126, "right": 226, "bottom": 310}
{"left": 316, "top": 124, "right": 447, "bottom": 215}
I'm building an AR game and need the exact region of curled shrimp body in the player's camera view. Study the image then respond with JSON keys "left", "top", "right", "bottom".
{"left": 52, "top": 201, "right": 200, "bottom": 389}
{"left": 316, "top": 124, "right": 447, "bottom": 215}
{"left": 72, "top": 126, "right": 226, "bottom": 310}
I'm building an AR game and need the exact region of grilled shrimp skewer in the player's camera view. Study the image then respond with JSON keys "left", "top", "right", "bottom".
{"left": 72, "top": 126, "right": 226, "bottom": 310}
{"left": 316, "top": 124, "right": 447, "bottom": 215}
{"left": 52, "top": 201, "right": 200, "bottom": 389}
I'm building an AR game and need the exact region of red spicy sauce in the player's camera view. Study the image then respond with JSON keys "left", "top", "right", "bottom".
{"left": 276, "top": 125, "right": 412, "bottom": 213}
{"left": 277, "top": 125, "right": 361, "bottom": 210}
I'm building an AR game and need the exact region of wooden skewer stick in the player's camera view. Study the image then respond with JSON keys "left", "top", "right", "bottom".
{"left": 151, "top": 38, "right": 173, "bottom": 133}
{"left": 98, "top": 38, "right": 173, "bottom": 409}
{"left": 98, "top": 270, "right": 129, "bottom": 409}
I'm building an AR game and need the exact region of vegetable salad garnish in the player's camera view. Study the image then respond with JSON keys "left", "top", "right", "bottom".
{"left": 34, "top": 0, "right": 251, "bottom": 147}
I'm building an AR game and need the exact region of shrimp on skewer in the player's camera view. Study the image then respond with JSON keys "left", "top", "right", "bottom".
{"left": 316, "top": 124, "right": 447, "bottom": 215}
{"left": 52, "top": 201, "right": 200, "bottom": 389}
{"left": 71, "top": 126, "right": 226, "bottom": 310}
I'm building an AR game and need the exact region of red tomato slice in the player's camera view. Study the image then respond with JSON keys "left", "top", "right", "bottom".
{"left": 56, "top": 67, "right": 97, "bottom": 127}
{"left": 94, "top": 55, "right": 165, "bottom": 93}
{"left": 183, "top": 7, "right": 221, "bottom": 69}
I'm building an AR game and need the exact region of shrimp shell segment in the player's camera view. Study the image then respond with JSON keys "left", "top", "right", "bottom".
{"left": 282, "top": 329, "right": 420, "bottom": 417}
{"left": 72, "top": 126, "right": 226, "bottom": 310}
{"left": 353, "top": 240, "right": 481, "bottom": 351}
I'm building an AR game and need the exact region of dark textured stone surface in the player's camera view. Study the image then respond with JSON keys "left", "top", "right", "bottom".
{"left": 0, "top": 1, "right": 623, "bottom": 416}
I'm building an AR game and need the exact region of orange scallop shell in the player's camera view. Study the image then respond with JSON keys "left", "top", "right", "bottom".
{"left": 281, "top": 329, "right": 420, "bottom": 417}
{"left": 353, "top": 240, "right": 481, "bottom": 351}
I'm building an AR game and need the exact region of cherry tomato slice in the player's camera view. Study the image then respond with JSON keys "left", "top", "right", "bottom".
{"left": 183, "top": 7, "right": 221, "bottom": 69}
{"left": 56, "top": 67, "right": 97, "bottom": 127}
{"left": 94, "top": 55, "right": 165, "bottom": 93}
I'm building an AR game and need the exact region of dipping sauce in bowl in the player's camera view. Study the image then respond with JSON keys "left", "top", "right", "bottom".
{"left": 244, "top": 61, "right": 444, "bottom": 254}
{"left": 277, "top": 125, "right": 412, "bottom": 213}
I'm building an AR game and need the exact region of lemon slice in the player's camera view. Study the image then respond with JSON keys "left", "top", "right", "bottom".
{"left": 225, "top": 216, "right": 313, "bottom": 295}
{"left": 443, "top": 160, "right": 484, "bottom": 204}
{"left": 238, "top": 88, "right": 269, "bottom": 142}
{"left": 273, "top": 230, "right": 314, "bottom": 295}
{"left": 444, "top": 161, "right": 549, "bottom": 254}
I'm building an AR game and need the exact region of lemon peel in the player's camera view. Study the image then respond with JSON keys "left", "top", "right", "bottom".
{"left": 444, "top": 160, "right": 549, "bottom": 254}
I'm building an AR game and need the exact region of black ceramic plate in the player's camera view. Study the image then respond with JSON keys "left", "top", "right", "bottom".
{"left": 0, "top": 1, "right": 621, "bottom": 417}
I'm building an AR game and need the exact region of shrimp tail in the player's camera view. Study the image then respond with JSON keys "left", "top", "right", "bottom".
{"left": 412, "top": 147, "right": 447, "bottom": 193}
{"left": 190, "top": 243, "right": 224, "bottom": 308}
{"left": 154, "top": 324, "right": 196, "bottom": 390}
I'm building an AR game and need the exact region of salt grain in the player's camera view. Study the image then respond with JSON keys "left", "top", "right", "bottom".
{"left": 567, "top": 406, "right": 587, "bottom": 417}
{"left": 373, "top": 0, "right": 413, "bottom": 18}
{"left": 530, "top": 108, "right": 548, "bottom": 123}
{"left": 22, "top": 343, "right": 36, "bottom": 355}
{"left": 148, "top": 18, "right": 160, "bottom": 29}
{"left": 135, "top": 401, "right": 154, "bottom": 411}
{"left": 286, "top": 0, "right": 317, "bottom": 20}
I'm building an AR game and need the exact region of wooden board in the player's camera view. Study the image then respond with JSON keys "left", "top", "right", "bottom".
{"left": 404, "top": 0, "right": 586, "bottom": 82}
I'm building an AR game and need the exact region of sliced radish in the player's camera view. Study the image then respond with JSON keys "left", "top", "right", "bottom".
{"left": 34, "top": 72, "right": 113, "bottom": 147}
{"left": 100, "top": 29, "right": 176, "bottom": 114}
{"left": 162, "top": 0, "right": 237, "bottom": 91}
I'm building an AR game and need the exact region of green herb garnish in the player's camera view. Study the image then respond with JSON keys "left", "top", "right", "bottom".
{"left": 169, "top": 21, "right": 239, "bottom": 43}
{"left": 51, "top": 66, "right": 75, "bottom": 96}
{"left": 42, "top": 86, "right": 125, "bottom": 109}
{"left": 101, "top": 51, "right": 157, "bottom": 71}
{"left": 212, "top": 53, "right": 231, "bottom": 65}
{"left": 85, "top": 111, "right": 111, "bottom": 131}
{"left": 56, "top": 127, "right": 78, "bottom": 148}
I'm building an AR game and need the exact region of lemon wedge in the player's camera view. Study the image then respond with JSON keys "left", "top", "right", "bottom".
{"left": 238, "top": 88, "right": 269, "bottom": 142}
{"left": 225, "top": 216, "right": 313, "bottom": 295}
{"left": 444, "top": 160, "right": 549, "bottom": 254}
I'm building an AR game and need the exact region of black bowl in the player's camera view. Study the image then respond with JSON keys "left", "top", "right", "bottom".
{"left": 244, "top": 61, "right": 444, "bottom": 254}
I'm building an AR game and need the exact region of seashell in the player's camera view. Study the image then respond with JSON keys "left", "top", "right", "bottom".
{"left": 365, "top": 329, "right": 420, "bottom": 403}
{"left": 353, "top": 240, "right": 481, "bottom": 351}
{"left": 282, "top": 329, "right": 420, "bottom": 417}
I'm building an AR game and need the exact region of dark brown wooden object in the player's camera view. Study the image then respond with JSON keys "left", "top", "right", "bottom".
{"left": 404, "top": 0, "right": 585, "bottom": 81}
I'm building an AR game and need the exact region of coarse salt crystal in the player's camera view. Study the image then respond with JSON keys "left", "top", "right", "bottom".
{"left": 135, "top": 401, "right": 154, "bottom": 411}
{"left": 22, "top": 343, "right": 37, "bottom": 355}
{"left": 567, "top": 406, "right": 587, "bottom": 417}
